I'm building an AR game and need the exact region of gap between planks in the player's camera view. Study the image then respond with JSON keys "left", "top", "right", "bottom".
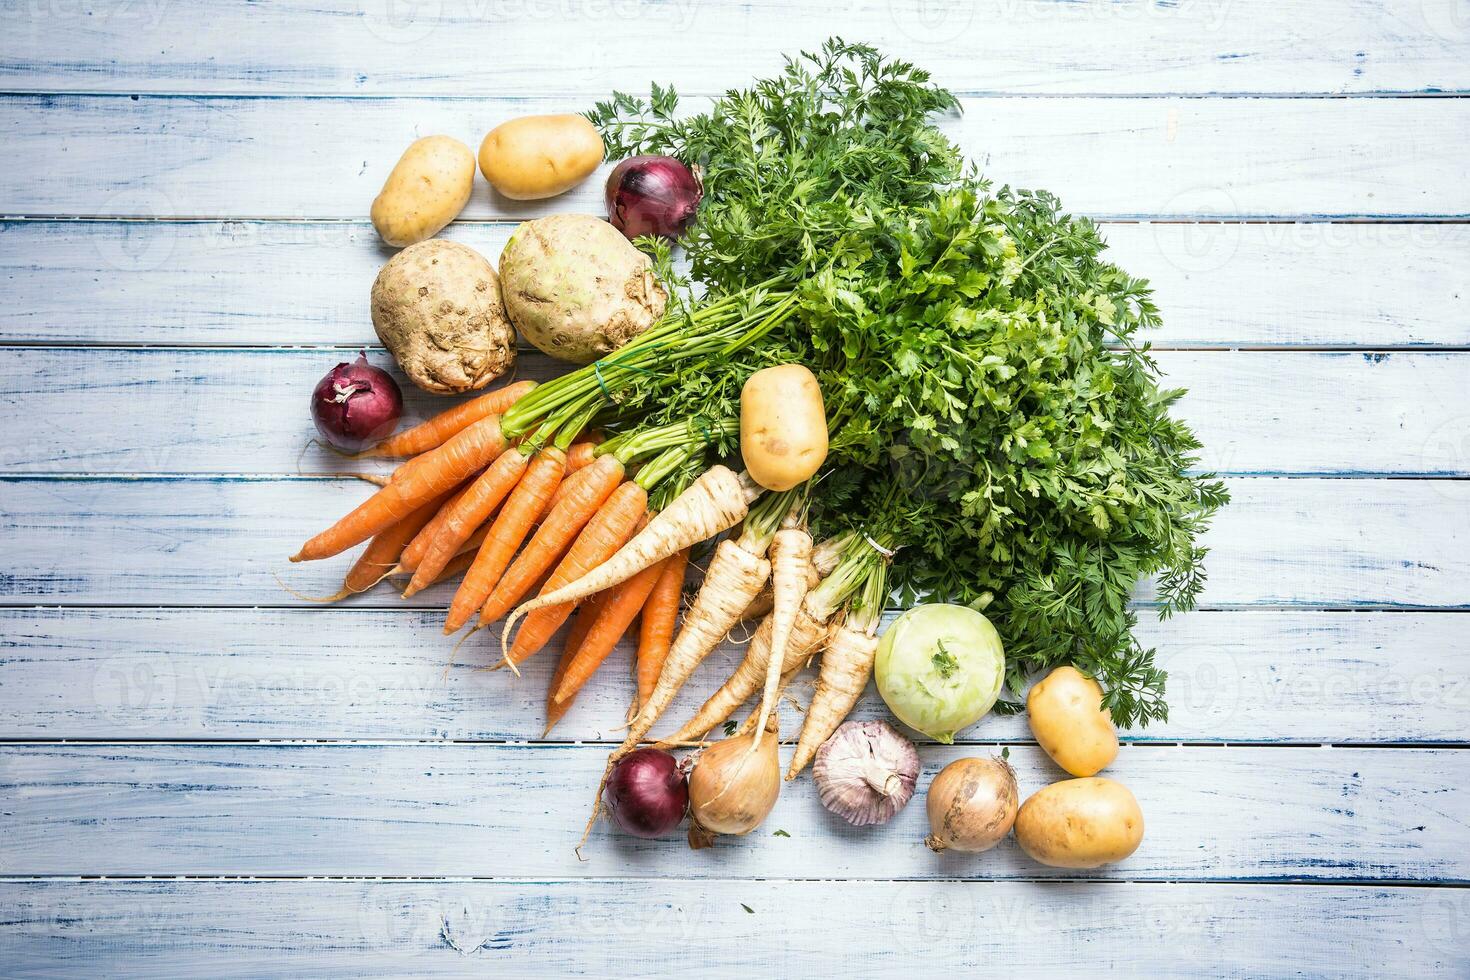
{"left": 0, "top": 874, "right": 1466, "bottom": 889}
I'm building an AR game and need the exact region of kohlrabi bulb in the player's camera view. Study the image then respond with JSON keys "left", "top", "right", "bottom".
{"left": 875, "top": 603, "right": 1005, "bottom": 743}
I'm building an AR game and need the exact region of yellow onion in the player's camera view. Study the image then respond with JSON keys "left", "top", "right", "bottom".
{"left": 924, "top": 756, "right": 1018, "bottom": 853}
{"left": 687, "top": 719, "right": 781, "bottom": 846}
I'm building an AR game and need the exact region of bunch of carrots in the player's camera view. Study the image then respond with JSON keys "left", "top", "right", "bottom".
{"left": 289, "top": 278, "right": 903, "bottom": 844}
{"left": 290, "top": 367, "right": 893, "bottom": 778}
{"left": 290, "top": 372, "right": 748, "bottom": 730}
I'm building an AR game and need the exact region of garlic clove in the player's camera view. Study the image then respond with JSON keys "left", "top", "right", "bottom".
{"left": 812, "top": 720, "right": 920, "bottom": 826}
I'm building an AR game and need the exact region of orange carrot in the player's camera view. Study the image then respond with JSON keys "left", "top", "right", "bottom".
{"left": 541, "top": 455, "right": 598, "bottom": 517}
{"left": 636, "top": 548, "right": 688, "bottom": 710}
{"left": 565, "top": 439, "right": 602, "bottom": 474}
{"left": 426, "top": 549, "right": 477, "bottom": 588}
{"left": 360, "top": 380, "right": 536, "bottom": 458}
{"left": 444, "top": 447, "right": 567, "bottom": 634}
{"left": 404, "top": 446, "right": 529, "bottom": 597}
{"left": 340, "top": 489, "right": 453, "bottom": 591}
{"left": 399, "top": 480, "right": 476, "bottom": 574}
{"left": 392, "top": 524, "right": 486, "bottom": 578}
{"left": 479, "top": 453, "right": 624, "bottom": 626}
{"left": 503, "top": 480, "right": 648, "bottom": 666}
{"left": 544, "top": 591, "right": 607, "bottom": 736}
{"left": 552, "top": 550, "right": 665, "bottom": 704}
{"left": 292, "top": 416, "right": 507, "bottom": 562}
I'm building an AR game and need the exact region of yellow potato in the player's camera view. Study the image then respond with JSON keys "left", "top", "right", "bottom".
{"left": 1027, "top": 666, "right": 1119, "bottom": 776}
{"left": 478, "top": 114, "right": 604, "bottom": 201}
{"left": 740, "top": 364, "right": 828, "bottom": 491}
{"left": 1015, "top": 777, "right": 1144, "bottom": 869}
{"left": 370, "top": 135, "right": 475, "bottom": 247}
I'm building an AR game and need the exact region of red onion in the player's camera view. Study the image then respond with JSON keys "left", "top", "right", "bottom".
{"left": 604, "top": 748, "right": 688, "bottom": 838}
{"left": 310, "top": 352, "right": 403, "bottom": 453}
{"left": 605, "top": 155, "right": 702, "bottom": 240}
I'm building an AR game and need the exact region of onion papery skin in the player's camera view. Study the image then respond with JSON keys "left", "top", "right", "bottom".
{"left": 605, "top": 155, "right": 703, "bottom": 240}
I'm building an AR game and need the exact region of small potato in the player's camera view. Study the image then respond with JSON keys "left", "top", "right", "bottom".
{"left": 1015, "top": 777, "right": 1144, "bottom": 869}
{"left": 741, "top": 364, "right": 828, "bottom": 492}
{"left": 370, "top": 135, "right": 475, "bottom": 247}
{"left": 1027, "top": 666, "right": 1119, "bottom": 777}
{"left": 479, "top": 114, "right": 604, "bottom": 201}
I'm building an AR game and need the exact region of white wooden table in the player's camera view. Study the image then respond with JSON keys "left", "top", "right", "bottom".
{"left": 2, "top": 3, "right": 1468, "bottom": 975}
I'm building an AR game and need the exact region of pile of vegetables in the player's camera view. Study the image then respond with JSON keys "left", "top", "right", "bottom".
{"left": 287, "top": 39, "right": 1224, "bottom": 863}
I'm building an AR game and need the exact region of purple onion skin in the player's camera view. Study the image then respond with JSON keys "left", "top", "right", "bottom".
{"left": 604, "top": 748, "right": 689, "bottom": 838}
{"left": 310, "top": 352, "right": 403, "bottom": 453}
{"left": 605, "top": 155, "right": 703, "bottom": 240}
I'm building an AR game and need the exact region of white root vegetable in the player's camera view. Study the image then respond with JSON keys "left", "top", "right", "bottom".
{"left": 659, "top": 600, "right": 830, "bottom": 746}
{"left": 751, "top": 526, "right": 812, "bottom": 749}
{"left": 739, "top": 532, "right": 843, "bottom": 621}
{"left": 786, "top": 610, "right": 881, "bottom": 780}
{"left": 735, "top": 660, "right": 807, "bottom": 737}
{"left": 509, "top": 465, "right": 757, "bottom": 621}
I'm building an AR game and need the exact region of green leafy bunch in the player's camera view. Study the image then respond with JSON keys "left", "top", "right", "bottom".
{"left": 588, "top": 38, "right": 964, "bottom": 290}
{"left": 589, "top": 40, "right": 1228, "bottom": 727}
{"left": 797, "top": 182, "right": 1227, "bottom": 726}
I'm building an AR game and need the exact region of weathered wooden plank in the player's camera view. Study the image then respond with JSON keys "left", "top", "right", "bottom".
{"left": 3, "top": 607, "right": 1464, "bottom": 744}
{"left": 5, "top": 220, "right": 1467, "bottom": 348}
{"left": 2, "top": 477, "right": 1465, "bottom": 608}
{"left": 1, "top": 878, "right": 1464, "bottom": 978}
{"left": 0, "top": 742, "right": 1461, "bottom": 880}
{"left": 2, "top": 347, "right": 1464, "bottom": 475}
{"left": 1, "top": 0, "right": 1465, "bottom": 96}
{"left": 5, "top": 95, "right": 1467, "bottom": 219}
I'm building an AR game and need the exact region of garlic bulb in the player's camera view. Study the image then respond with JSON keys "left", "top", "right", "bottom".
{"left": 812, "top": 720, "right": 919, "bottom": 826}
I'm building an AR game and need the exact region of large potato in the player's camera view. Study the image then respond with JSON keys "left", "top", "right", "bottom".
{"left": 479, "top": 114, "right": 604, "bottom": 200}
{"left": 1027, "top": 666, "right": 1119, "bottom": 777}
{"left": 1015, "top": 777, "right": 1144, "bottom": 868}
{"left": 498, "top": 214, "right": 666, "bottom": 364}
{"left": 740, "top": 364, "right": 828, "bottom": 491}
{"left": 370, "top": 135, "right": 475, "bottom": 247}
{"left": 370, "top": 240, "right": 517, "bottom": 394}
